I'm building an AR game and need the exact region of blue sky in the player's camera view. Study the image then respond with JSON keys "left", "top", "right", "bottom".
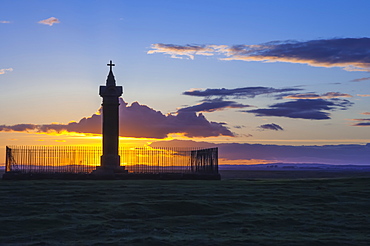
{"left": 1, "top": 0, "right": 370, "bottom": 164}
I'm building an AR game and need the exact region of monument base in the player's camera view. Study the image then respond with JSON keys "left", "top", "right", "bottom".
{"left": 91, "top": 166, "right": 128, "bottom": 175}
{"left": 92, "top": 165, "right": 128, "bottom": 175}
{"left": 92, "top": 154, "right": 127, "bottom": 175}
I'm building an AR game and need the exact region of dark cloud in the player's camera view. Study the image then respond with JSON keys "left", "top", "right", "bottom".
{"left": 350, "top": 77, "right": 370, "bottom": 82}
{"left": 118, "top": 100, "right": 233, "bottom": 138}
{"left": 183, "top": 86, "right": 301, "bottom": 99}
{"left": 246, "top": 99, "right": 353, "bottom": 120}
{"left": 258, "top": 123, "right": 283, "bottom": 131}
{"left": 224, "top": 38, "right": 370, "bottom": 71}
{"left": 181, "top": 87, "right": 353, "bottom": 121}
{"left": 0, "top": 124, "right": 37, "bottom": 132}
{"left": 0, "top": 98, "right": 234, "bottom": 138}
{"left": 178, "top": 99, "right": 251, "bottom": 113}
{"left": 149, "top": 38, "right": 370, "bottom": 71}
{"left": 180, "top": 87, "right": 297, "bottom": 115}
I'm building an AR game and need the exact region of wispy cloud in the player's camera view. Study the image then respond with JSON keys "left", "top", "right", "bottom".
{"left": 258, "top": 123, "right": 284, "bottom": 131}
{"left": 0, "top": 68, "right": 13, "bottom": 75}
{"left": 183, "top": 86, "right": 301, "bottom": 99}
{"left": 148, "top": 38, "right": 370, "bottom": 71}
{"left": 0, "top": 21, "right": 11, "bottom": 24}
{"left": 178, "top": 99, "right": 251, "bottom": 113}
{"left": 38, "top": 17, "right": 60, "bottom": 26}
{"left": 352, "top": 118, "right": 370, "bottom": 127}
{"left": 352, "top": 119, "right": 370, "bottom": 121}
{"left": 353, "top": 122, "right": 370, "bottom": 126}
{"left": 285, "top": 92, "right": 352, "bottom": 100}
{"left": 147, "top": 44, "right": 220, "bottom": 59}
{"left": 357, "top": 94, "right": 370, "bottom": 97}
{"left": 0, "top": 98, "right": 234, "bottom": 138}
{"left": 350, "top": 77, "right": 370, "bottom": 82}
{"left": 181, "top": 86, "right": 355, "bottom": 120}
{"left": 350, "top": 113, "right": 370, "bottom": 126}
{"left": 181, "top": 86, "right": 301, "bottom": 114}
{"left": 246, "top": 99, "right": 353, "bottom": 120}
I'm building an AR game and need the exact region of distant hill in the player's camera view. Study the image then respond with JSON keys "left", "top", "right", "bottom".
{"left": 219, "top": 163, "right": 370, "bottom": 171}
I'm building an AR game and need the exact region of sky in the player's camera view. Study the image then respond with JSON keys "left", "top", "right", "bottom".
{"left": 1, "top": 0, "right": 370, "bottom": 165}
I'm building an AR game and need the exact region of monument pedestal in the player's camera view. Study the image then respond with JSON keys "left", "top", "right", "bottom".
{"left": 93, "top": 154, "right": 128, "bottom": 174}
{"left": 94, "top": 154, "right": 128, "bottom": 174}
{"left": 93, "top": 166, "right": 128, "bottom": 175}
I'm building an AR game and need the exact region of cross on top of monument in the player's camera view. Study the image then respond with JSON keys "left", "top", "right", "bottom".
{"left": 104, "top": 60, "right": 119, "bottom": 87}
{"left": 107, "top": 60, "right": 115, "bottom": 72}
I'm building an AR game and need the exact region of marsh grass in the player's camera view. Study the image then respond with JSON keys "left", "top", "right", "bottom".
{"left": 1, "top": 176, "right": 370, "bottom": 245}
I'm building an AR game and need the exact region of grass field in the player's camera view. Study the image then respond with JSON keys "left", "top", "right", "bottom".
{"left": 1, "top": 171, "right": 370, "bottom": 245}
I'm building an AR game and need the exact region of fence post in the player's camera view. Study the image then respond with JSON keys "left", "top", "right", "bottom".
{"left": 6, "top": 146, "right": 11, "bottom": 172}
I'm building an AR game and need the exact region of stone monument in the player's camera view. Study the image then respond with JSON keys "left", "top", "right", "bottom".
{"left": 94, "top": 61, "right": 126, "bottom": 174}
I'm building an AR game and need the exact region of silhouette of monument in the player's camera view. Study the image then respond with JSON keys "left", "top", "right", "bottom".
{"left": 94, "top": 61, "right": 126, "bottom": 174}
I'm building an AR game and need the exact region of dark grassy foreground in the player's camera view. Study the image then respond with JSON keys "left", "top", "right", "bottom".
{"left": 1, "top": 176, "right": 370, "bottom": 245}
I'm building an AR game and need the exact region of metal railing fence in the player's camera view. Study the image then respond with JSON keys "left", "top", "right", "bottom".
{"left": 5, "top": 146, "right": 218, "bottom": 174}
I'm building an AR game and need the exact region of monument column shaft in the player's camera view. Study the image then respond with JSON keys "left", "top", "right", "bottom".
{"left": 102, "top": 97, "right": 119, "bottom": 157}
